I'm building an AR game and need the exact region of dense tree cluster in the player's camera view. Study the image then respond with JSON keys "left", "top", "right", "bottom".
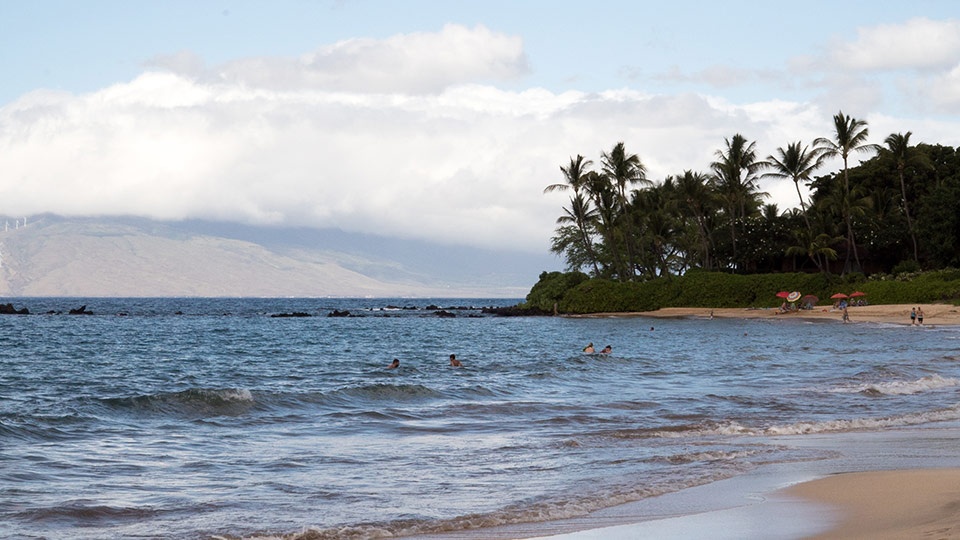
{"left": 546, "top": 110, "right": 960, "bottom": 280}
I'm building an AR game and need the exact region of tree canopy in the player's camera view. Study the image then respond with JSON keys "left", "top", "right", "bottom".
{"left": 546, "top": 111, "right": 959, "bottom": 280}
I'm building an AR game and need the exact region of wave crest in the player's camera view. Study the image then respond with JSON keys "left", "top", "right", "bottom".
{"left": 101, "top": 388, "right": 255, "bottom": 418}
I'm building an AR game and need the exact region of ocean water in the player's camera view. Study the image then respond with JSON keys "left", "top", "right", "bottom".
{"left": 2, "top": 298, "right": 960, "bottom": 539}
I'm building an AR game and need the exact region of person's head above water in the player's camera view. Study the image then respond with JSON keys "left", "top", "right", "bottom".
{"left": 387, "top": 358, "right": 400, "bottom": 369}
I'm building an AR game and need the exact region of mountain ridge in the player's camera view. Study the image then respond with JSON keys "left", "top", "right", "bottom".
{"left": 0, "top": 216, "right": 549, "bottom": 297}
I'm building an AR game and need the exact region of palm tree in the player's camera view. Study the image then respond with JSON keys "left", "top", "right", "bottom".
{"left": 545, "top": 155, "right": 602, "bottom": 274}
{"left": 545, "top": 155, "right": 593, "bottom": 197}
{"left": 600, "top": 142, "right": 650, "bottom": 280}
{"left": 673, "top": 170, "right": 717, "bottom": 270}
{"left": 762, "top": 141, "right": 826, "bottom": 270}
{"left": 814, "top": 111, "right": 880, "bottom": 274}
{"left": 710, "top": 134, "right": 768, "bottom": 269}
{"left": 583, "top": 170, "right": 624, "bottom": 279}
{"left": 555, "top": 193, "right": 601, "bottom": 275}
{"left": 881, "top": 132, "right": 926, "bottom": 263}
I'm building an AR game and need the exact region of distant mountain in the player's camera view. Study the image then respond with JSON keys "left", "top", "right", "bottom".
{"left": 0, "top": 215, "right": 558, "bottom": 297}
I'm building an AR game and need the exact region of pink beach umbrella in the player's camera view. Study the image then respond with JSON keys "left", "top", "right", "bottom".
{"left": 849, "top": 291, "right": 866, "bottom": 297}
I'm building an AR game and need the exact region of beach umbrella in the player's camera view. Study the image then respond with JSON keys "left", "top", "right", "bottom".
{"left": 830, "top": 293, "right": 848, "bottom": 299}
{"left": 849, "top": 291, "right": 866, "bottom": 297}
{"left": 775, "top": 291, "right": 791, "bottom": 299}
{"left": 786, "top": 291, "right": 801, "bottom": 302}
{"left": 801, "top": 294, "right": 819, "bottom": 305}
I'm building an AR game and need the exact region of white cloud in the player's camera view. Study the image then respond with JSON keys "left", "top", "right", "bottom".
{"left": 201, "top": 24, "right": 530, "bottom": 94}
{"left": 4, "top": 24, "right": 958, "bottom": 255}
{"left": 832, "top": 17, "right": 960, "bottom": 72}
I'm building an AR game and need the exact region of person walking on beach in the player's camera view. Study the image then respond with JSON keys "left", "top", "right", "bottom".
{"left": 918, "top": 307, "right": 924, "bottom": 325}
{"left": 583, "top": 342, "right": 595, "bottom": 353}
{"left": 449, "top": 354, "right": 462, "bottom": 367}
{"left": 911, "top": 307, "right": 917, "bottom": 325}
{"left": 842, "top": 306, "right": 850, "bottom": 324}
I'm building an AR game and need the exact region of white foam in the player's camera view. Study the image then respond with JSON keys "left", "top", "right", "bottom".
{"left": 829, "top": 374, "right": 960, "bottom": 396}
{"left": 652, "top": 404, "right": 960, "bottom": 438}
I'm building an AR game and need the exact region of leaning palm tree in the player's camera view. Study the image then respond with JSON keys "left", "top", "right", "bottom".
{"left": 814, "top": 111, "right": 880, "bottom": 274}
{"left": 600, "top": 142, "right": 650, "bottom": 280}
{"left": 762, "top": 141, "right": 826, "bottom": 270}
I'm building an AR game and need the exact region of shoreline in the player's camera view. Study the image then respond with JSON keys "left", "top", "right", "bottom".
{"left": 523, "top": 426, "right": 960, "bottom": 540}
{"left": 408, "top": 426, "right": 960, "bottom": 540}
{"left": 570, "top": 302, "right": 959, "bottom": 326}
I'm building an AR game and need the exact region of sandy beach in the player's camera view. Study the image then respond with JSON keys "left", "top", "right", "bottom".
{"left": 579, "top": 302, "right": 960, "bottom": 326}
{"left": 787, "top": 469, "right": 960, "bottom": 539}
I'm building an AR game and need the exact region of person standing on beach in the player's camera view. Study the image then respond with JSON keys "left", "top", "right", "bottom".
{"left": 911, "top": 307, "right": 917, "bottom": 325}
{"left": 842, "top": 306, "right": 850, "bottom": 323}
{"left": 918, "top": 307, "right": 924, "bottom": 325}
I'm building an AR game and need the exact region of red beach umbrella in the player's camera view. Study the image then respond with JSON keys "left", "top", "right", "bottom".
{"left": 830, "top": 293, "right": 848, "bottom": 299}
{"left": 849, "top": 291, "right": 866, "bottom": 297}
{"left": 775, "top": 291, "right": 791, "bottom": 299}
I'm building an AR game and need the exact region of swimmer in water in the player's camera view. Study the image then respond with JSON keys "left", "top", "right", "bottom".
{"left": 600, "top": 345, "right": 612, "bottom": 354}
{"left": 387, "top": 358, "right": 400, "bottom": 369}
{"left": 449, "top": 354, "right": 462, "bottom": 367}
{"left": 583, "top": 342, "right": 595, "bottom": 353}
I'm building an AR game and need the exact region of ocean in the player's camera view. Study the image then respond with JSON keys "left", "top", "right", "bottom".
{"left": 2, "top": 297, "right": 960, "bottom": 539}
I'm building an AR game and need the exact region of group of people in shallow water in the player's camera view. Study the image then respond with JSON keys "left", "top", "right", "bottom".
{"left": 386, "top": 354, "right": 462, "bottom": 370}
{"left": 581, "top": 342, "right": 612, "bottom": 354}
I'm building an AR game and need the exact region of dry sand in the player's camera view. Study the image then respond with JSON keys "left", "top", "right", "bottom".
{"left": 787, "top": 469, "right": 960, "bottom": 539}
{"left": 576, "top": 303, "right": 960, "bottom": 326}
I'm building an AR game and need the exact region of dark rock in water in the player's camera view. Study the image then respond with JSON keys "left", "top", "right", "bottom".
{"left": 69, "top": 305, "right": 93, "bottom": 315}
{"left": 328, "top": 309, "right": 351, "bottom": 317}
{"left": 433, "top": 310, "right": 456, "bottom": 318}
{"left": 481, "top": 305, "right": 552, "bottom": 316}
{"left": 0, "top": 303, "right": 29, "bottom": 315}
{"left": 425, "top": 304, "right": 440, "bottom": 311}
{"left": 271, "top": 312, "right": 312, "bottom": 318}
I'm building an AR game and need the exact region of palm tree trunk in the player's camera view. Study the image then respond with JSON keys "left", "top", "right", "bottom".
{"left": 794, "top": 179, "right": 822, "bottom": 271}
{"left": 898, "top": 168, "right": 919, "bottom": 263}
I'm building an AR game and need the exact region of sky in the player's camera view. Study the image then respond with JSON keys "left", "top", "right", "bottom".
{"left": 2, "top": 0, "right": 960, "bottom": 258}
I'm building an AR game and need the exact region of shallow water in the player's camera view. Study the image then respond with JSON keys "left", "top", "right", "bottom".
{"left": 2, "top": 298, "right": 959, "bottom": 539}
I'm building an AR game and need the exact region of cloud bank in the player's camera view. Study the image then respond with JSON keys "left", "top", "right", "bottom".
{"left": 2, "top": 22, "right": 960, "bottom": 253}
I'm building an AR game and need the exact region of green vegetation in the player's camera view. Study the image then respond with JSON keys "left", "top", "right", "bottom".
{"left": 523, "top": 270, "right": 960, "bottom": 314}
{"left": 545, "top": 110, "right": 960, "bottom": 280}
{"left": 534, "top": 108, "right": 960, "bottom": 313}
